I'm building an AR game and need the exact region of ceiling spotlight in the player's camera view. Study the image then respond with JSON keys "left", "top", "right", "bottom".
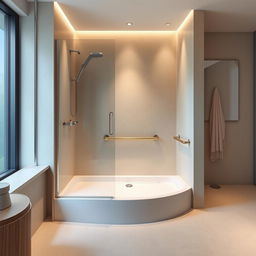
{"left": 165, "top": 22, "right": 171, "bottom": 26}
{"left": 127, "top": 22, "right": 134, "bottom": 26}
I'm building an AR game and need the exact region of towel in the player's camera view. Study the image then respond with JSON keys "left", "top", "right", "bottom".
{"left": 209, "top": 88, "right": 225, "bottom": 161}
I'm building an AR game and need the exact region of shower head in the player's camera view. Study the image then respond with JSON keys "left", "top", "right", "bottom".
{"left": 74, "top": 51, "right": 104, "bottom": 83}
{"left": 89, "top": 52, "right": 103, "bottom": 57}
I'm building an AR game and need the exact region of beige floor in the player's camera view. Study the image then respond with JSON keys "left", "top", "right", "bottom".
{"left": 32, "top": 185, "right": 256, "bottom": 256}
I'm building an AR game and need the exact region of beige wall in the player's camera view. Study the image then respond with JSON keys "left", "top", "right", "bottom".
{"left": 176, "top": 10, "right": 205, "bottom": 208}
{"left": 115, "top": 36, "right": 177, "bottom": 175}
{"left": 205, "top": 32, "right": 254, "bottom": 184}
{"left": 71, "top": 35, "right": 177, "bottom": 176}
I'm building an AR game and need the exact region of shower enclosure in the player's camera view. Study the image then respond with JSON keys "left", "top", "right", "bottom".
{"left": 55, "top": 37, "right": 192, "bottom": 223}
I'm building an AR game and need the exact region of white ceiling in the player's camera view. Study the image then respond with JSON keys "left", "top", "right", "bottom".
{"left": 42, "top": 0, "right": 256, "bottom": 32}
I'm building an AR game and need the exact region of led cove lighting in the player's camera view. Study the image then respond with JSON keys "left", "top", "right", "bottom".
{"left": 54, "top": 2, "right": 193, "bottom": 34}
{"left": 177, "top": 10, "right": 194, "bottom": 31}
{"left": 54, "top": 2, "right": 75, "bottom": 32}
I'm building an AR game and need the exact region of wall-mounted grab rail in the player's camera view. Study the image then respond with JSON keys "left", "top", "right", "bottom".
{"left": 173, "top": 135, "right": 190, "bottom": 144}
{"left": 104, "top": 135, "right": 159, "bottom": 141}
{"left": 108, "top": 112, "right": 114, "bottom": 135}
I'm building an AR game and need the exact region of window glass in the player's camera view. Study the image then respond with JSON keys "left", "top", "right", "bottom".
{"left": 0, "top": 3, "right": 18, "bottom": 179}
{"left": 0, "top": 11, "right": 6, "bottom": 174}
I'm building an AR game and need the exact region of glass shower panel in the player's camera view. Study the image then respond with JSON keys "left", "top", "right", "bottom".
{"left": 56, "top": 39, "right": 115, "bottom": 197}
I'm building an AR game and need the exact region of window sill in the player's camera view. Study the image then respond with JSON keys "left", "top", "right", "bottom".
{"left": 2, "top": 165, "right": 49, "bottom": 193}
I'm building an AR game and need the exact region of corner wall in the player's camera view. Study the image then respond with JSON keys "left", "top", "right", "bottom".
{"left": 176, "top": 10, "right": 204, "bottom": 208}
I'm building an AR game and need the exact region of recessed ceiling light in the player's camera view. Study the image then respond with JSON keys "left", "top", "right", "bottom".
{"left": 127, "top": 22, "right": 134, "bottom": 26}
{"left": 165, "top": 22, "right": 171, "bottom": 26}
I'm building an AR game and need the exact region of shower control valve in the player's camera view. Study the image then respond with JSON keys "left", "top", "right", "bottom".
{"left": 62, "top": 120, "right": 79, "bottom": 127}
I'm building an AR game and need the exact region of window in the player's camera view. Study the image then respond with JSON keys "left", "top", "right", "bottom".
{"left": 0, "top": 3, "right": 18, "bottom": 180}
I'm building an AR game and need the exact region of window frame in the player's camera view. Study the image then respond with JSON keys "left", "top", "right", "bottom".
{"left": 0, "top": 2, "right": 19, "bottom": 180}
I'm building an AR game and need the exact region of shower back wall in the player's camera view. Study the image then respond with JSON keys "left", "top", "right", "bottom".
{"left": 74, "top": 35, "right": 177, "bottom": 175}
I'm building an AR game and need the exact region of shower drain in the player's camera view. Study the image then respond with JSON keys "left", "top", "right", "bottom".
{"left": 125, "top": 184, "right": 133, "bottom": 188}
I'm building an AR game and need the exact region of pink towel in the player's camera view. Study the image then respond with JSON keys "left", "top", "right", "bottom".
{"left": 209, "top": 88, "right": 225, "bottom": 161}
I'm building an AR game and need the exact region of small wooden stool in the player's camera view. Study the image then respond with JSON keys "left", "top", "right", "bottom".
{"left": 0, "top": 194, "right": 31, "bottom": 256}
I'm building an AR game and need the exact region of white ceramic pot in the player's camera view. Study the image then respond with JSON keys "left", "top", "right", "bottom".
{"left": 0, "top": 183, "right": 11, "bottom": 210}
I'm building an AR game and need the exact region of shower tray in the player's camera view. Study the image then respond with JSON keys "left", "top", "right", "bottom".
{"left": 54, "top": 175, "right": 192, "bottom": 224}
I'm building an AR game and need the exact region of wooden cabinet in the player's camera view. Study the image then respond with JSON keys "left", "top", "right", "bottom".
{"left": 0, "top": 194, "right": 31, "bottom": 256}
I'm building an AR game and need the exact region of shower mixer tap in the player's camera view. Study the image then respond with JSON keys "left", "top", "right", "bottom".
{"left": 69, "top": 49, "right": 80, "bottom": 55}
{"left": 63, "top": 120, "right": 79, "bottom": 127}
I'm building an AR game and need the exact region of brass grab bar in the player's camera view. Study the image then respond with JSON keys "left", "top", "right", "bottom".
{"left": 104, "top": 135, "right": 159, "bottom": 141}
{"left": 173, "top": 135, "right": 190, "bottom": 144}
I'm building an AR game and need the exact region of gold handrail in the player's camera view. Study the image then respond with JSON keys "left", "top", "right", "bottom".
{"left": 104, "top": 135, "right": 159, "bottom": 141}
{"left": 173, "top": 135, "right": 190, "bottom": 144}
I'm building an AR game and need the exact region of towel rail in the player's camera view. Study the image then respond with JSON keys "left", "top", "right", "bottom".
{"left": 173, "top": 135, "right": 190, "bottom": 144}
{"left": 104, "top": 135, "right": 159, "bottom": 141}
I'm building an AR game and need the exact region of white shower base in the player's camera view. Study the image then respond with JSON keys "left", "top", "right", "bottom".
{"left": 59, "top": 175, "right": 190, "bottom": 199}
{"left": 55, "top": 175, "right": 192, "bottom": 224}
